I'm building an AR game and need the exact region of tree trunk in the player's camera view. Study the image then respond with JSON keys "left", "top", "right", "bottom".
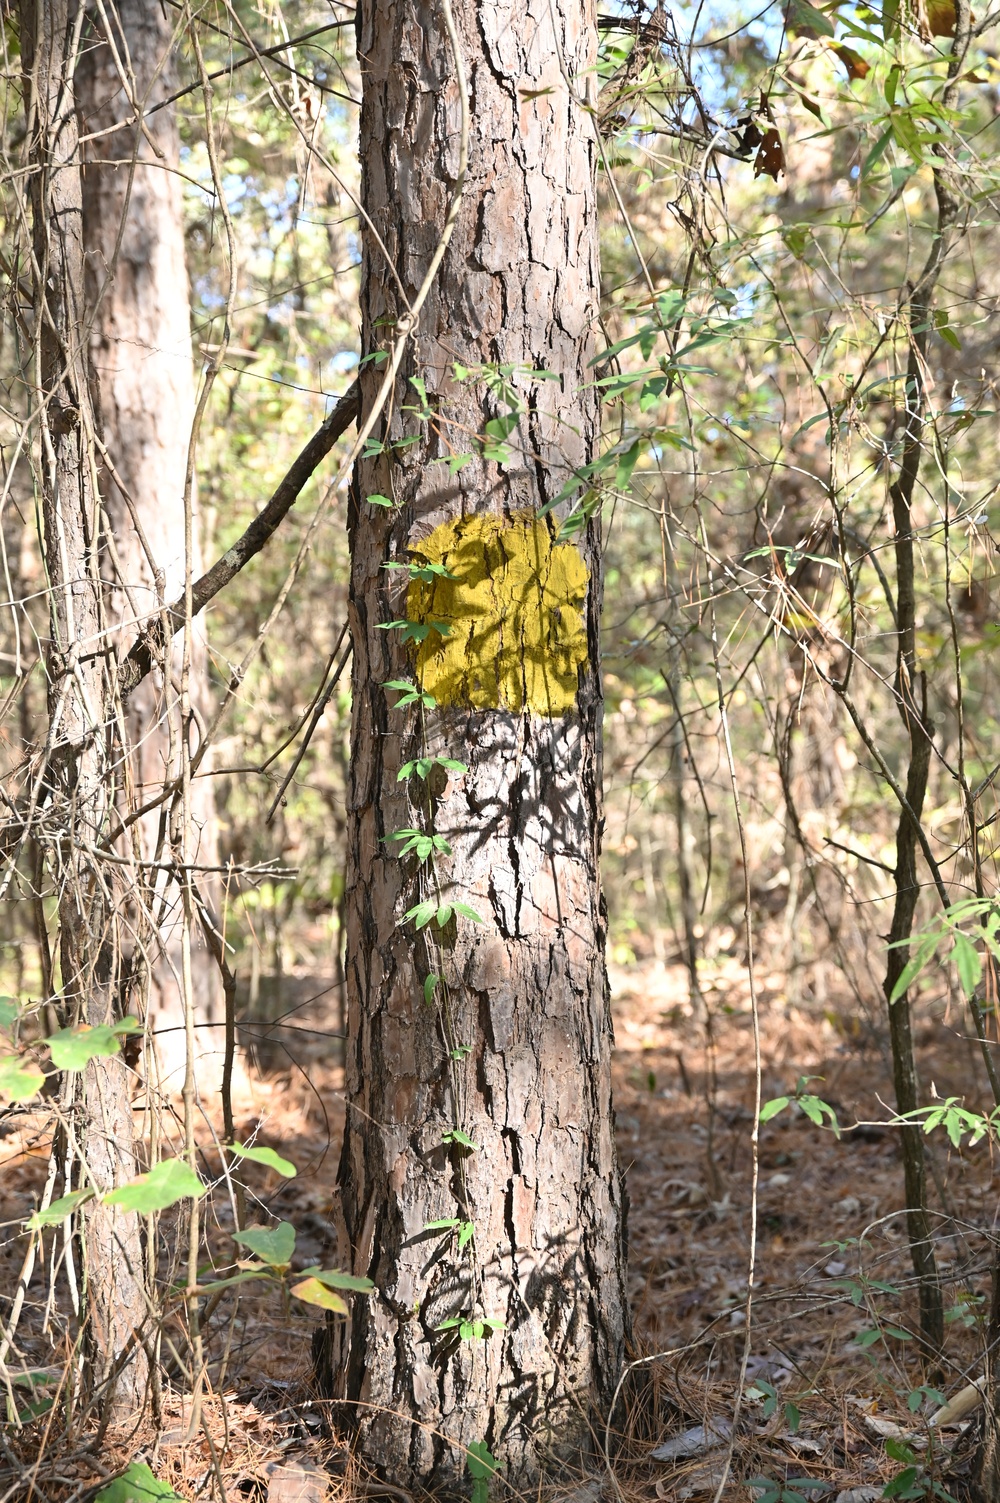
{"left": 333, "top": 0, "right": 628, "bottom": 1487}
{"left": 20, "top": 0, "right": 149, "bottom": 1420}
{"left": 77, "top": 0, "right": 223, "bottom": 1091}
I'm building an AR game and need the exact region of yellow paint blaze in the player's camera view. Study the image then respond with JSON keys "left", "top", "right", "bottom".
{"left": 407, "top": 513, "right": 589, "bottom": 716}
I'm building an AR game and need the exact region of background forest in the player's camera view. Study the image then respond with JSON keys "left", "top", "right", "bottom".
{"left": 2, "top": 1, "right": 1000, "bottom": 1501}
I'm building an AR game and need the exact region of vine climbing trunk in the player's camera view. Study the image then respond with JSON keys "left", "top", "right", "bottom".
{"left": 20, "top": 0, "right": 149, "bottom": 1420}
{"left": 880, "top": 0, "right": 974, "bottom": 1371}
{"left": 332, "top": 0, "right": 628, "bottom": 1487}
{"left": 77, "top": 0, "right": 223, "bottom": 1092}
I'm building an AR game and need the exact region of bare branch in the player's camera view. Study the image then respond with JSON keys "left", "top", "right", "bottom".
{"left": 117, "top": 379, "right": 359, "bottom": 699}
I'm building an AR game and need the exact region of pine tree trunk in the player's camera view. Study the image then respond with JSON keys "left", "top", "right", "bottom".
{"left": 77, "top": 1, "right": 223, "bottom": 1090}
{"left": 334, "top": 0, "right": 628, "bottom": 1486}
{"left": 20, "top": 0, "right": 149, "bottom": 1420}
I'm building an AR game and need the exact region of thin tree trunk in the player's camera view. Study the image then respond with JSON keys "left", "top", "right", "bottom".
{"left": 77, "top": 0, "right": 223, "bottom": 1090}
{"left": 20, "top": 0, "right": 148, "bottom": 1420}
{"left": 331, "top": 0, "right": 628, "bottom": 1487}
{"left": 878, "top": 0, "right": 975, "bottom": 1367}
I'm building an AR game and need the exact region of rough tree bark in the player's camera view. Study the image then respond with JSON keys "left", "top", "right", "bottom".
{"left": 332, "top": 0, "right": 628, "bottom": 1486}
{"left": 20, "top": 0, "right": 149, "bottom": 1419}
{"left": 77, "top": 0, "right": 223, "bottom": 1090}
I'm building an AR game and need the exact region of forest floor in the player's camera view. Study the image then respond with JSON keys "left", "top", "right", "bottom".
{"left": 2, "top": 953, "right": 997, "bottom": 1501}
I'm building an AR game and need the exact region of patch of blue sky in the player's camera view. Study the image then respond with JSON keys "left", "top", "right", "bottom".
{"left": 330, "top": 351, "right": 359, "bottom": 374}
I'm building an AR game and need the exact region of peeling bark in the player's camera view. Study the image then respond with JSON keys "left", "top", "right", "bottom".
{"left": 333, "top": 0, "right": 627, "bottom": 1487}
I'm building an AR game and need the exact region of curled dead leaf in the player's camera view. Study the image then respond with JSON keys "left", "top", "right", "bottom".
{"left": 754, "top": 128, "right": 785, "bottom": 182}
{"left": 831, "top": 43, "right": 870, "bottom": 79}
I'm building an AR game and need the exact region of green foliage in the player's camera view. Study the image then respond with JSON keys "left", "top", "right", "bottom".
{"left": 229, "top": 1141, "right": 297, "bottom": 1178}
{"left": 388, "top": 828, "right": 453, "bottom": 861}
{"left": 377, "top": 618, "right": 451, "bottom": 643}
{"left": 888, "top": 898, "right": 1000, "bottom": 1002}
{"left": 299, "top": 1266, "right": 374, "bottom": 1292}
{"left": 104, "top": 1160, "right": 205, "bottom": 1215}
{"left": 881, "top": 1439, "right": 958, "bottom": 1501}
{"left": 233, "top": 1221, "right": 296, "bottom": 1267}
{"left": 289, "top": 1276, "right": 349, "bottom": 1314}
{"left": 4, "top": 1369, "right": 58, "bottom": 1425}
{"left": 398, "top": 756, "right": 468, "bottom": 782}
{"left": 0, "top": 1053, "right": 44, "bottom": 1102}
{"left": 25, "top": 1189, "right": 95, "bottom": 1230}
{"left": 383, "top": 678, "right": 436, "bottom": 709}
{"left": 405, "top": 900, "right": 483, "bottom": 930}
{"left": 46, "top": 1018, "right": 141, "bottom": 1071}
{"left": 467, "top": 1440, "right": 502, "bottom": 1503}
{"left": 748, "top": 1477, "right": 830, "bottom": 1503}
{"left": 438, "top": 1315, "right": 505, "bottom": 1342}
{"left": 93, "top": 1463, "right": 185, "bottom": 1503}
{"left": 760, "top": 1077, "right": 840, "bottom": 1135}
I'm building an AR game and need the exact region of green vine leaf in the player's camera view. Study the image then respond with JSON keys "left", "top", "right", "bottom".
{"left": 233, "top": 1221, "right": 296, "bottom": 1267}
{"left": 94, "top": 1462, "right": 185, "bottom": 1503}
{"left": 289, "top": 1277, "right": 349, "bottom": 1314}
{"left": 229, "top": 1142, "right": 297, "bottom": 1178}
{"left": 104, "top": 1159, "right": 204, "bottom": 1215}
{"left": 300, "top": 1266, "right": 375, "bottom": 1292}
{"left": 383, "top": 679, "right": 436, "bottom": 709}
{"left": 25, "top": 1189, "right": 95, "bottom": 1230}
{"left": 0, "top": 1053, "right": 44, "bottom": 1103}
{"left": 47, "top": 1018, "right": 141, "bottom": 1071}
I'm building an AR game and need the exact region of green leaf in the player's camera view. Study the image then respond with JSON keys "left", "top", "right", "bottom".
{"left": 798, "top": 1095, "right": 840, "bottom": 1136}
{"left": 885, "top": 64, "right": 900, "bottom": 109}
{"left": 0, "top": 997, "right": 19, "bottom": 1028}
{"left": 436, "top": 904, "right": 454, "bottom": 926}
{"left": 299, "top": 1266, "right": 375, "bottom": 1292}
{"left": 614, "top": 439, "right": 642, "bottom": 492}
{"left": 424, "top": 973, "right": 441, "bottom": 1005}
{"left": 862, "top": 125, "right": 893, "bottom": 180}
{"left": 367, "top": 493, "right": 394, "bottom": 507}
{"left": 890, "top": 110, "right": 924, "bottom": 167}
{"left": 442, "top": 1127, "right": 478, "bottom": 1151}
{"left": 405, "top": 900, "right": 438, "bottom": 930}
{"left": 760, "top": 1096, "right": 790, "bottom": 1122}
{"left": 383, "top": 679, "right": 436, "bottom": 709}
{"left": 104, "top": 1159, "right": 205, "bottom": 1215}
{"left": 47, "top": 1018, "right": 141, "bottom": 1071}
{"left": 467, "top": 1441, "right": 502, "bottom": 1482}
{"left": 25, "top": 1189, "right": 95, "bottom": 1229}
{"left": 452, "top": 903, "right": 484, "bottom": 924}
{"left": 195, "top": 1268, "right": 276, "bottom": 1295}
{"left": 229, "top": 1142, "right": 297, "bottom": 1178}
{"left": 787, "top": 0, "right": 836, "bottom": 35}
{"left": 94, "top": 1462, "right": 185, "bottom": 1503}
{"left": 458, "top": 1220, "right": 475, "bottom": 1249}
{"left": 0, "top": 1053, "right": 44, "bottom": 1103}
{"left": 289, "top": 1277, "right": 349, "bottom": 1314}
{"left": 952, "top": 932, "right": 982, "bottom": 996}
{"left": 889, "top": 932, "right": 939, "bottom": 1002}
{"left": 233, "top": 1220, "right": 296, "bottom": 1267}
